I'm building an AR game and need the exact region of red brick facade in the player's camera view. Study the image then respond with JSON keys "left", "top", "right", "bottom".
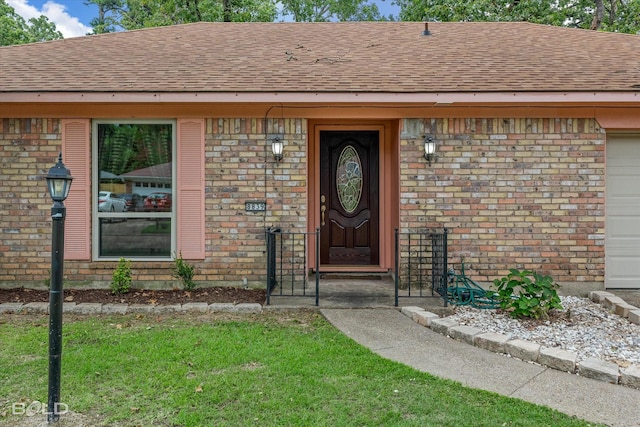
{"left": 0, "top": 119, "right": 60, "bottom": 284}
{"left": 400, "top": 118, "right": 605, "bottom": 284}
{"left": 0, "top": 116, "right": 604, "bottom": 289}
{"left": 204, "top": 118, "right": 307, "bottom": 284}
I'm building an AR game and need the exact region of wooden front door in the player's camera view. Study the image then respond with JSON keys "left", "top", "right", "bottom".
{"left": 320, "top": 131, "right": 379, "bottom": 266}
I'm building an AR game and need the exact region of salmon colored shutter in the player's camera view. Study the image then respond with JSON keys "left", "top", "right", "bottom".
{"left": 61, "top": 119, "right": 91, "bottom": 260}
{"left": 177, "top": 119, "right": 205, "bottom": 259}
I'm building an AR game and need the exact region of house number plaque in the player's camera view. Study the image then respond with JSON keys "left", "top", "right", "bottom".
{"left": 245, "top": 201, "right": 267, "bottom": 212}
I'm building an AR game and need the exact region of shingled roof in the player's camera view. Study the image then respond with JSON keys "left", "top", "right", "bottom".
{"left": 1, "top": 21, "right": 639, "bottom": 94}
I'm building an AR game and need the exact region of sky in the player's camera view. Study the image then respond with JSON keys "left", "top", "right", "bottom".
{"left": 7, "top": 0, "right": 401, "bottom": 39}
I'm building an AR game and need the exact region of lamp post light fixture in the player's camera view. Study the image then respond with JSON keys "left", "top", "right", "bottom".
{"left": 271, "top": 136, "right": 284, "bottom": 162}
{"left": 45, "top": 153, "right": 73, "bottom": 424}
{"left": 424, "top": 135, "right": 437, "bottom": 166}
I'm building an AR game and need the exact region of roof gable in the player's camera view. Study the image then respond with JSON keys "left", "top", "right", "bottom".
{"left": 1, "top": 21, "right": 639, "bottom": 94}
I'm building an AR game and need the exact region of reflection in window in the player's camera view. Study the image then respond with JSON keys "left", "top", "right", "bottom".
{"left": 98, "top": 218, "right": 171, "bottom": 258}
{"left": 94, "top": 121, "right": 175, "bottom": 259}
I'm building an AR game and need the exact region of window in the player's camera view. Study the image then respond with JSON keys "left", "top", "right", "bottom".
{"left": 93, "top": 120, "right": 176, "bottom": 260}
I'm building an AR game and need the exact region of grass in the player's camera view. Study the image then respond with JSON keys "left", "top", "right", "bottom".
{"left": 0, "top": 312, "right": 600, "bottom": 427}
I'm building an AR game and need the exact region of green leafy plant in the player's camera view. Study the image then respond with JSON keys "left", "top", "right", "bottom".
{"left": 111, "top": 258, "right": 132, "bottom": 295}
{"left": 493, "top": 269, "right": 563, "bottom": 319}
{"left": 172, "top": 251, "right": 196, "bottom": 290}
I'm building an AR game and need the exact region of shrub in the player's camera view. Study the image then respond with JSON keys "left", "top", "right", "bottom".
{"left": 172, "top": 252, "right": 196, "bottom": 290}
{"left": 493, "top": 269, "right": 563, "bottom": 319}
{"left": 111, "top": 258, "right": 132, "bottom": 295}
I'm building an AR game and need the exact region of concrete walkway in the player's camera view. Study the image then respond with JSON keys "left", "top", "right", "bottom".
{"left": 321, "top": 308, "right": 640, "bottom": 427}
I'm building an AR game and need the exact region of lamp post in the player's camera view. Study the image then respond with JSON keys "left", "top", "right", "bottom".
{"left": 45, "top": 153, "right": 73, "bottom": 423}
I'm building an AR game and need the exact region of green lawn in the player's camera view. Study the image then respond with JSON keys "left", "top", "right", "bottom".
{"left": 0, "top": 312, "right": 600, "bottom": 426}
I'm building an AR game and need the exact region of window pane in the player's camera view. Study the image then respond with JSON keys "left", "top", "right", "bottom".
{"left": 99, "top": 218, "right": 171, "bottom": 257}
{"left": 96, "top": 122, "right": 174, "bottom": 259}
{"left": 98, "top": 123, "right": 172, "bottom": 210}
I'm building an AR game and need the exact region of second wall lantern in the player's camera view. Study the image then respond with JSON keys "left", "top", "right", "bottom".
{"left": 271, "top": 136, "right": 284, "bottom": 162}
{"left": 424, "top": 135, "right": 436, "bottom": 166}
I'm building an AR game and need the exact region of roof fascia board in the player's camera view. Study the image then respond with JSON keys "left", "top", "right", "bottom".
{"left": 2, "top": 91, "right": 640, "bottom": 105}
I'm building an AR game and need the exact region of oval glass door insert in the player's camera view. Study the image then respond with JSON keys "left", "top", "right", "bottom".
{"left": 336, "top": 145, "right": 363, "bottom": 213}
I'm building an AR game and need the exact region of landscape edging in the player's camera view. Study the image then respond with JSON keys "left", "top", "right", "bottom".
{"left": 0, "top": 302, "right": 263, "bottom": 315}
{"left": 401, "top": 290, "right": 640, "bottom": 390}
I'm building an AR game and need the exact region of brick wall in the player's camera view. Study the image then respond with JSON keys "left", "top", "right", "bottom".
{"left": 0, "top": 116, "right": 604, "bottom": 289}
{"left": 400, "top": 118, "right": 605, "bottom": 286}
{"left": 203, "top": 118, "right": 307, "bottom": 285}
{"left": 0, "top": 119, "right": 60, "bottom": 285}
{"left": 0, "top": 117, "right": 307, "bottom": 288}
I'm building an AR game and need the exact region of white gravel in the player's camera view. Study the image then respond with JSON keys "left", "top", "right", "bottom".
{"left": 447, "top": 296, "right": 640, "bottom": 368}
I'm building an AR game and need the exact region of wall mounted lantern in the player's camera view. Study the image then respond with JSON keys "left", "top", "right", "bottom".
{"left": 424, "top": 135, "right": 436, "bottom": 166}
{"left": 271, "top": 136, "right": 284, "bottom": 162}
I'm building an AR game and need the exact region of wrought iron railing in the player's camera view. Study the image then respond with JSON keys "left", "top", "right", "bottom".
{"left": 265, "top": 227, "right": 319, "bottom": 306}
{"left": 394, "top": 228, "right": 448, "bottom": 307}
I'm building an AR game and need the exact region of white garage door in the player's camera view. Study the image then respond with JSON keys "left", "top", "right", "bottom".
{"left": 606, "top": 135, "right": 640, "bottom": 289}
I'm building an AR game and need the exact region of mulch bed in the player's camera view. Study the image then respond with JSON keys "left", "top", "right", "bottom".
{"left": 0, "top": 287, "right": 267, "bottom": 305}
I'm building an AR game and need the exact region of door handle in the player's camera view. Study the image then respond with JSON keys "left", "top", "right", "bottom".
{"left": 320, "top": 195, "right": 326, "bottom": 226}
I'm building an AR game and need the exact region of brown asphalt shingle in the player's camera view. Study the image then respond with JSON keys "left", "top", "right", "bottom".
{"left": 1, "top": 21, "right": 639, "bottom": 93}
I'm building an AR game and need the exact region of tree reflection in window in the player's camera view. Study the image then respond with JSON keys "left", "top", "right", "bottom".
{"left": 95, "top": 121, "right": 174, "bottom": 259}
{"left": 98, "top": 123, "right": 171, "bottom": 176}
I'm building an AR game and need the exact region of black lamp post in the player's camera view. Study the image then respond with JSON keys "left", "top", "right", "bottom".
{"left": 45, "top": 153, "right": 73, "bottom": 423}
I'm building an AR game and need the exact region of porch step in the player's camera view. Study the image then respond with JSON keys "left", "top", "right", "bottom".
{"left": 319, "top": 273, "right": 390, "bottom": 280}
